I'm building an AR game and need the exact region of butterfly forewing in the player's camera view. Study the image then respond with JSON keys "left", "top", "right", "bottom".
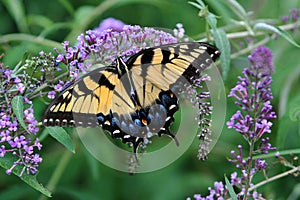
{"left": 43, "top": 68, "right": 119, "bottom": 127}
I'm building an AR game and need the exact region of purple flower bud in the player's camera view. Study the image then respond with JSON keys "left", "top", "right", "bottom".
{"left": 14, "top": 77, "right": 21, "bottom": 84}
{"left": 281, "top": 15, "right": 289, "bottom": 22}
{"left": 8, "top": 120, "right": 18, "bottom": 132}
{"left": 48, "top": 91, "right": 56, "bottom": 99}
{"left": 0, "top": 145, "right": 6, "bottom": 157}
{"left": 291, "top": 9, "right": 299, "bottom": 21}
{"left": 95, "top": 18, "right": 126, "bottom": 33}
{"left": 56, "top": 54, "right": 65, "bottom": 63}
{"left": 34, "top": 138, "right": 42, "bottom": 150}
{"left": 6, "top": 169, "right": 12, "bottom": 175}
{"left": 248, "top": 46, "right": 274, "bottom": 74}
{"left": 54, "top": 84, "right": 63, "bottom": 92}
{"left": 16, "top": 83, "right": 25, "bottom": 93}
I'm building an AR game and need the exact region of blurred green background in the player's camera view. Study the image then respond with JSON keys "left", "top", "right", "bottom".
{"left": 0, "top": 0, "right": 300, "bottom": 199}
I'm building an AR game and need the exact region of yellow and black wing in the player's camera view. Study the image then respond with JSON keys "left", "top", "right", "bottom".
{"left": 43, "top": 42, "right": 220, "bottom": 151}
{"left": 42, "top": 67, "right": 120, "bottom": 127}
{"left": 108, "top": 42, "right": 220, "bottom": 146}
{"left": 118, "top": 42, "right": 220, "bottom": 112}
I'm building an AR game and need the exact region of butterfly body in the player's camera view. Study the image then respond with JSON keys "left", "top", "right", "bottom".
{"left": 43, "top": 42, "right": 220, "bottom": 151}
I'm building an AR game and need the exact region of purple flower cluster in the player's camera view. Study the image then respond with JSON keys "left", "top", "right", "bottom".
{"left": 173, "top": 23, "right": 188, "bottom": 41}
{"left": 229, "top": 143, "right": 271, "bottom": 173}
{"left": 185, "top": 74, "right": 213, "bottom": 160}
{"left": 281, "top": 8, "right": 299, "bottom": 22}
{"left": 0, "top": 61, "right": 43, "bottom": 176}
{"left": 227, "top": 46, "right": 276, "bottom": 142}
{"left": 187, "top": 172, "right": 264, "bottom": 200}
{"left": 226, "top": 46, "right": 276, "bottom": 198}
{"left": 94, "top": 17, "right": 125, "bottom": 33}
{"left": 188, "top": 46, "right": 277, "bottom": 199}
{"left": 55, "top": 20, "right": 179, "bottom": 80}
{"left": 187, "top": 181, "right": 228, "bottom": 200}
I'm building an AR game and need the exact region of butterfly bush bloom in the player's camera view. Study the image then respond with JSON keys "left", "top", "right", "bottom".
{"left": 55, "top": 22, "right": 179, "bottom": 79}
{"left": 0, "top": 60, "right": 44, "bottom": 177}
{"left": 188, "top": 46, "right": 277, "bottom": 200}
{"left": 280, "top": 8, "right": 299, "bottom": 31}
{"left": 227, "top": 46, "right": 276, "bottom": 198}
{"left": 94, "top": 17, "right": 125, "bottom": 33}
{"left": 185, "top": 74, "right": 213, "bottom": 160}
{"left": 227, "top": 46, "right": 276, "bottom": 142}
{"left": 0, "top": 52, "right": 57, "bottom": 177}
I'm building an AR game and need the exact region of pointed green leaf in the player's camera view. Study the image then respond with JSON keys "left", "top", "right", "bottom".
{"left": 277, "top": 93, "right": 300, "bottom": 148}
{"left": 57, "top": 0, "right": 75, "bottom": 15}
{"left": 27, "top": 14, "right": 54, "bottom": 29}
{"left": 254, "top": 22, "right": 300, "bottom": 48}
{"left": 11, "top": 96, "right": 28, "bottom": 132}
{"left": 224, "top": 175, "right": 238, "bottom": 200}
{"left": 212, "top": 28, "right": 231, "bottom": 80}
{"left": 2, "top": 0, "right": 29, "bottom": 33}
{"left": 205, "top": 10, "right": 231, "bottom": 80}
{"left": 207, "top": 13, "right": 217, "bottom": 29}
{"left": 188, "top": 0, "right": 205, "bottom": 10}
{"left": 222, "top": 0, "right": 248, "bottom": 21}
{"left": 222, "top": 0, "right": 253, "bottom": 35}
{"left": 0, "top": 152, "right": 51, "bottom": 197}
{"left": 289, "top": 103, "right": 300, "bottom": 122}
{"left": 277, "top": 112, "right": 300, "bottom": 149}
{"left": 44, "top": 127, "right": 75, "bottom": 153}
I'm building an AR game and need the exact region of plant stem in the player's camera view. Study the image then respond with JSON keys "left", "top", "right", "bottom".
{"left": 0, "top": 34, "right": 62, "bottom": 50}
{"left": 65, "top": 0, "right": 118, "bottom": 42}
{"left": 243, "top": 140, "right": 255, "bottom": 200}
{"left": 230, "top": 37, "right": 270, "bottom": 59}
{"left": 27, "top": 71, "right": 68, "bottom": 99}
{"left": 38, "top": 149, "right": 73, "bottom": 200}
{"left": 248, "top": 165, "right": 300, "bottom": 192}
{"left": 199, "top": 21, "right": 300, "bottom": 42}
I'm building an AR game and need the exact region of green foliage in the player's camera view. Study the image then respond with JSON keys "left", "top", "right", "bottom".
{"left": 11, "top": 96, "right": 28, "bottom": 132}
{"left": 43, "top": 127, "right": 75, "bottom": 153}
{"left": 254, "top": 22, "right": 300, "bottom": 47}
{"left": 0, "top": 152, "right": 51, "bottom": 197}
{"left": 0, "top": 0, "right": 300, "bottom": 199}
{"left": 225, "top": 175, "right": 238, "bottom": 200}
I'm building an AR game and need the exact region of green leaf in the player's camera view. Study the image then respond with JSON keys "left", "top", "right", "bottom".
{"left": 27, "top": 14, "right": 54, "bottom": 29}
{"left": 196, "top": 2, "right": 231, "bottom": 80}
{"left": 44, "top": 127, "right": 75, "bottom": 153}
{"left": 277, "top": 112, "right": 300, "bottom": 149}
{"left": 207, "top": 13, "right": 217, "bottom": 29}
{"left": 11, "top": 96, "right": 28, "bottom": 132}
{"left": 74, "top": 5, "right": 95, "bottom": 27}
{"left": 2, "top": 0, "right": 29, "bottom": 33}
{"left": 57, "top": 0, "right": 75, "bottom": 16}
{"left": 211, "top": 28, "right": 231, "bottom": 80}
{"left": 222, "top": 0, "right": 248, "bottom": 21}
{"left": 277, "top": 95, "right": 300, "bottom": 148}
{"left": 254, "top": 22, "right": 300, "bottom": 48}
{"left": 0, "top": 152, "right": 51, "bottom": 197}
{"left": 222, "top": 0, "right": 253, "bottom": 35}
{"left": 224, "top": 175, "right": 238, "bottom": 200}
{"left": 188, "top": 0, "right": 205, "bottom": 10}
{"left": 289, "top": 99, "right": 300, "bottom": 121}
{"left": 0, "top": 184, "right": 33, "bottom": 200}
